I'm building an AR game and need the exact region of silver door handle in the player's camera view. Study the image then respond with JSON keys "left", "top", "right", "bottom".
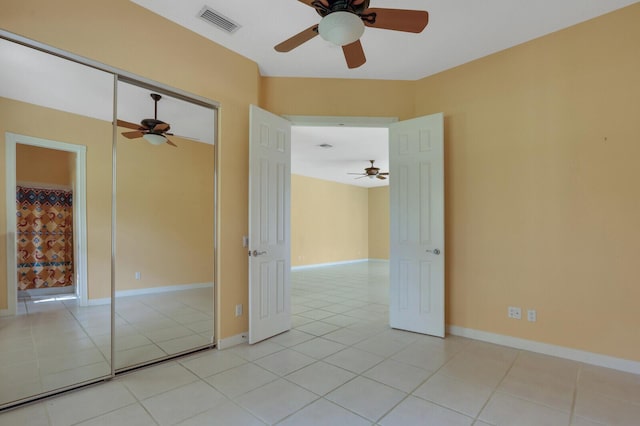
{"left": 251, "top": 250, "right": 267, "bottom": 257}
{"left": 426, "top": 248, "right": 441, "bottom": 255}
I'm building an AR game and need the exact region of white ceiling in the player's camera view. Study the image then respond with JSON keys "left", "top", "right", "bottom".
{"left": 130, "top": 0, "right": 637, "bottom": 80}
{"left": 292, "top": 126, "right": 389, "bottom": 188}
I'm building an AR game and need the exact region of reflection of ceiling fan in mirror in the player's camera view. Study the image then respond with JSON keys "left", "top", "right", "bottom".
{"left": 348, "top": 160, "right": 389, "bottom": 180}
{"left": 116, "top": 93, "right": 178, "bottom": 147}
{"left": 275, "top": 0, "right": 429, "bottom": 69}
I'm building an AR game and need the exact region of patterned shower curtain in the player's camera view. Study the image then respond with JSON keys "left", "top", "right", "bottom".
{"left": 16, "top": 186, "right": 74, "bottom": 291}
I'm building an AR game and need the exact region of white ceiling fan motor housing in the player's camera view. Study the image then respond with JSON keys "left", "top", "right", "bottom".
{"left": 318, "top": 11, "right": 365, "bottom": 46}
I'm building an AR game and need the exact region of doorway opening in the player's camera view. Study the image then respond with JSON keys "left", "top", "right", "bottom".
{"left": 17, "top": 146, "right": 76, "bottom": 299}
{"left": 4, "top": 133, "right": 88, "bottom": 316}
{"left": 288, "top": 116, "right": 395, "bottom": 329}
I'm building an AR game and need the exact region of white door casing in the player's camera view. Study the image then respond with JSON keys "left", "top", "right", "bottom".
{"left": 248, "top": 105, "right": 292, "bottom": 344}
{"left": 389, "top": 113, "right": 445, "bottom": 337}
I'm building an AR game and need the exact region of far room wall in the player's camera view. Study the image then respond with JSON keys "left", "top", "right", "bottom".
{"left": 291, "top": 174, "right": 390, "bottom": 267}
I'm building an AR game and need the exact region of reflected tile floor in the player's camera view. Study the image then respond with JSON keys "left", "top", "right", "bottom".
{"left": 2, "top": 261, "right": 640, "bottom": 425}
{"left": 0, "top": 287, "right": 213, "bottom": 408}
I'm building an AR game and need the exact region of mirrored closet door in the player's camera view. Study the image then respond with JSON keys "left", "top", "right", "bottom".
{"left": 113, "top": 80, "right": 216, "bottom": 370}
{"left": 1, "top": 34, "right": 217, "bottom": 409}
{"left": 0, "top": 38, "right": 114, "bottom": 408}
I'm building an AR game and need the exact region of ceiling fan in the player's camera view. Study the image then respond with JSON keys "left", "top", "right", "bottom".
{"left": 116, "top": 93, "right": 178, "bottom": 147}
{"left": 275, "top": 0, "right": 429, "bottom": 69}
{"left": 349, "top": 160, "right": 389, "bottom": 180}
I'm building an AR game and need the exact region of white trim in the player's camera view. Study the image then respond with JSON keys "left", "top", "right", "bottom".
{"left": 283, "top": 115, "right": 398, "bottom": 128}
{"left": 4, "top": 139, "right": 17, "bottom": 316}
{"left": 217, "top": 332, "right": 248, "bottom": 350}
{"left": 447, "top": 325, "right": 640, "bottom": 375}
{"left": 291, "top": 258, "right": 369, "bottom": 271}
{"left": 88, "top": 282, "right": 214, "bottom": 306}
{"left": 4, "top": 133, "right": 88, "bottom": 316}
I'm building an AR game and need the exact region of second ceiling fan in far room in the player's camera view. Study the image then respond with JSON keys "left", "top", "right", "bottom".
{"left": 348, "top": 159, "right": 389, "bottom": 180}
{"left": 275, "top": 0, "right": 429, "bottom": 69}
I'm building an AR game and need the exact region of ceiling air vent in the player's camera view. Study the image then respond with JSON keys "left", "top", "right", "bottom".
{"left": 198, "top": 6, "right": 241, "bottom": 34}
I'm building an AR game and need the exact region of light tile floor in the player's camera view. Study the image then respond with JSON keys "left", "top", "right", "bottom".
{"left": 2, "top": 261, "right": 640, "bottom": 425}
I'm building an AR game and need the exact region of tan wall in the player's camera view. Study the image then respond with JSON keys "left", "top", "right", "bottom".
{"left": 260, "top": 77, "right": 415, "bottom": 120}
{"left": 1, "top": 98, "right": 112, "bottom": 305}
{"left": 368, "top": 186, "right": 389, "bottom": 260}
{"left": 0, "top": 0, "right": 259, "bottom": 338}
{"left": 16, "top": 145, "right": 73, "bottom": 186}
{"left": 291, "top": 175, "right": 368, "bottom": 267}
{"left": 414, "top": 5, "right": 640, "bottom": 361}
{"left": 115, "top": 135, "right": 214, "bottom": 291}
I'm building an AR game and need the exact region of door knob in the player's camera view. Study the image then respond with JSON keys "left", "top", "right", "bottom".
{"left": 251, "top": 250, "right": 267, "bottom": 257}
{"left": 426, "top": 248, "right": 441, "bottom": 255}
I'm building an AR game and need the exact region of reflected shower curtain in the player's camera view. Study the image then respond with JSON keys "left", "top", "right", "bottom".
{"left": 16, "top": 186, "right": 74, "bottom": 290}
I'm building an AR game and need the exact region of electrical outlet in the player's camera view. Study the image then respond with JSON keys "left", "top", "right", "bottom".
{"left": 235, "top": 304, "right": 243, "bottom": 317}
{"left": 135, "top": 272, "right": 141, "bottom": 280}
{"left": 508, "top": 306, "right": 522, "bottom": 320}
{"left": 527, "top": 309, "right": 537, "bottom": 322}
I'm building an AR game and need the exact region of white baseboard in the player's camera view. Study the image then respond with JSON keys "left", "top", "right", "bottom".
{"left": 447, "top": 325, "right": 640, "bottom": 375}
{"left": 217, "top": 332, "right": 248, "bottom": 350}
{"left": 291, "top": 258, "right": 369, "bottom": 271}
{"left": 87, "top": 282, "right": 214, "bottom": 306}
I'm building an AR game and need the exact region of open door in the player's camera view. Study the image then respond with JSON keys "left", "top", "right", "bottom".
{"left": 389, "top": 113, "right": 445, "bottom": 337}
{"left": 248, "top": 105, "right": 292, "bottom": 344}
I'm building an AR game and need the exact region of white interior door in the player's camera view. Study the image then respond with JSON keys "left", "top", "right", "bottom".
{"left": 248, "top": 105, "right": 291, "bottom": 344}
{"left": 389, "top": 113, "right": 445, "bottom": 337}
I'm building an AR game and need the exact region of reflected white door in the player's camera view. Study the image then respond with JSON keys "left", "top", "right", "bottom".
{"left": 389, "top": 113, "right": 445, "bottom": 337}
{"left": 248, "top": 105, "right": 292, "bottom": 344}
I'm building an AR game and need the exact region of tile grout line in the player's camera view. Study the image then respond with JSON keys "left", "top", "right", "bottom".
{"left": 468, "top": 348, "right": 522, "bottom": 425}
{"left": 568, "top": 363, "right": 583, "bottom": 425}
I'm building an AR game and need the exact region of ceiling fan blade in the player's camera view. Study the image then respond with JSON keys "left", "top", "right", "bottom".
{"left": 153, "top": 123, "right": 170, "bottom": 132}
{"left": 342, "top": 40, "right": 366, "bottom": 69}
{"left": 297, "top": 0, "right": 315, "bottom": 7}
{"left": 364, "top": 8, "right": 429, "bottom": 33}
{"left": 378, "top": 172, "right": 389, "bottom": 176}
{"left": 347, "top": 173, "right": 366, "bottom": 175}
{"left": 121, "top": 131, "right": 145, "bottom": 139}
{"left": 166, "top": 138, "right": 178, "bottom": 148}
{"left": 377, "top": 175, "right": 387, "bottom": 180}
{"left": 275, "top": 25, "right": 319, "bottom": 52}
{"left": 116, "top": 119, "right": 144, "bottom": 130}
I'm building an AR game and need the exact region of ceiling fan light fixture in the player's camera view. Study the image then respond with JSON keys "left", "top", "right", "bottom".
{"left": 318, "top": 11, "right": 365, "bottom": 46}
{"left": 142, "top": 133, "right": 167, "bottom": 145}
